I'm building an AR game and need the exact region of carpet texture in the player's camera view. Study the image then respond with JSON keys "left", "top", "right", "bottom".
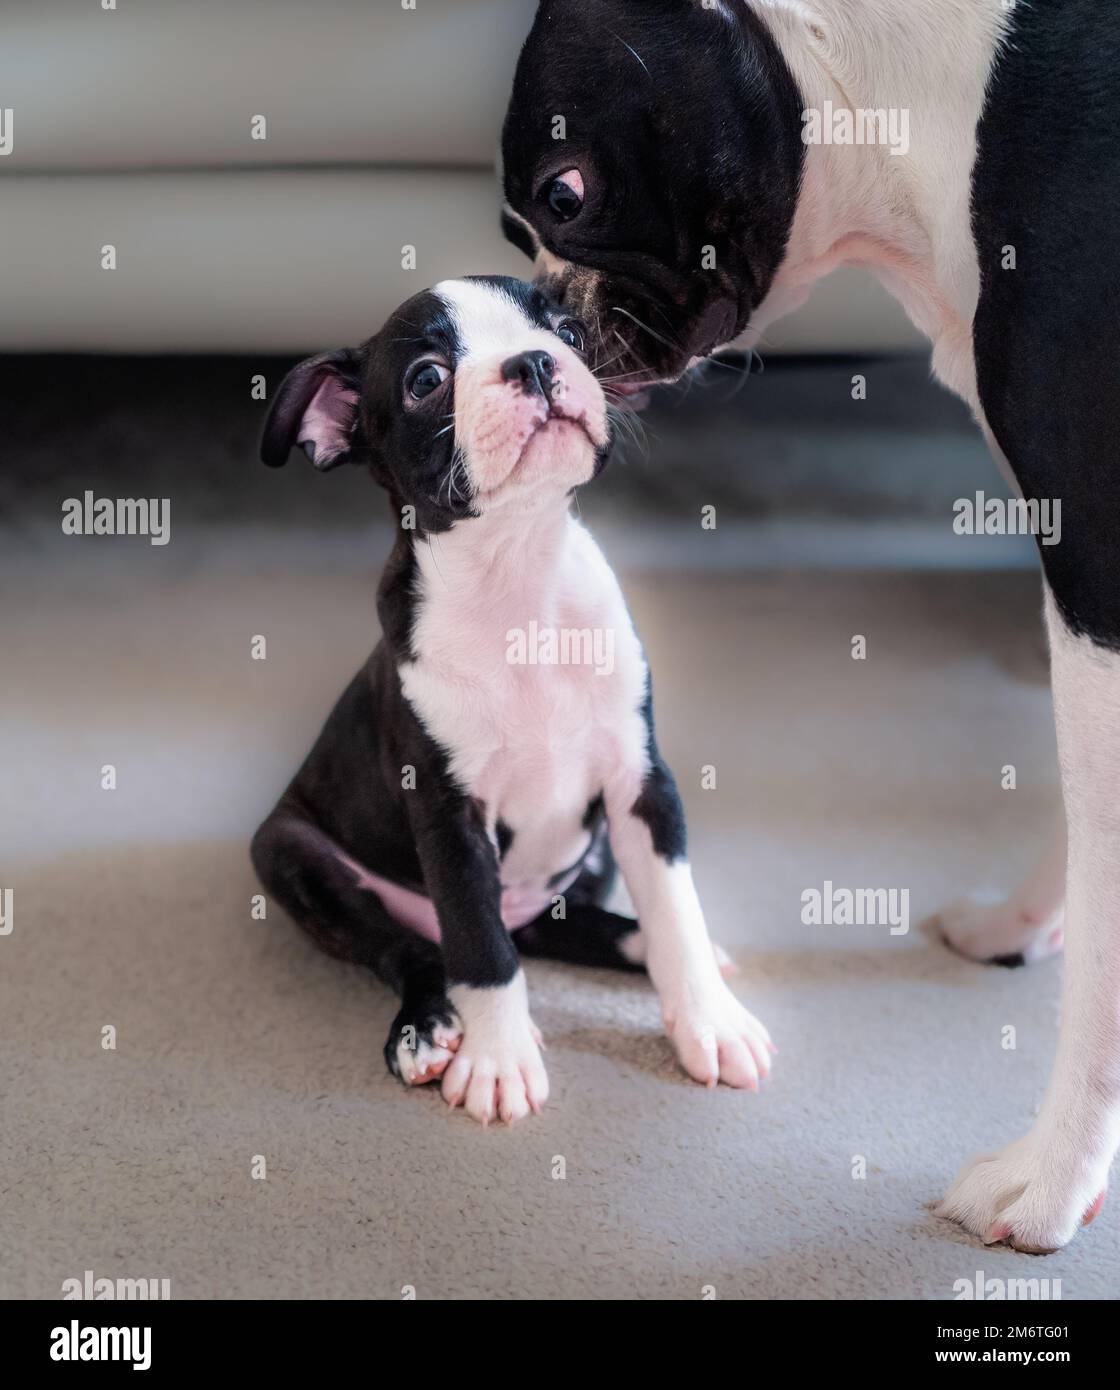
{"left": 2, "top": 541, "right": 1115, "bottom": 1300}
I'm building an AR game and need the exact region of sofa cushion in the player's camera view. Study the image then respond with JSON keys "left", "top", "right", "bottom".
{"left": 0, "top": 167, "right": 530, "bottom": 351}
{"left": 0, "top": 163, "right": 920, "bottom": 353}
{"left": 0, "top": 0, "right": 535, "bottom": 170}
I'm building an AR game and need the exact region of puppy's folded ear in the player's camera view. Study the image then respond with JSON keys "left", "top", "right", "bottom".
{"left": 261, "top": 348, "right": 367, "bottom": 471}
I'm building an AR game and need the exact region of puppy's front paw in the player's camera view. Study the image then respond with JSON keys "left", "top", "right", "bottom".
{"left": 442, "top": 973, "right": 549, "bottom": 1125}
{"left": 663, "top": 981, "right": 774, "bottom": 1091}
{"left": 938, "top": 1130, "right": 1108, "bottom": 1253}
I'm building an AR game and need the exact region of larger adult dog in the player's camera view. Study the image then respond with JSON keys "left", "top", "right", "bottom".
{"left": 500, "top": 0, "right": 1120, "bottom": 1252}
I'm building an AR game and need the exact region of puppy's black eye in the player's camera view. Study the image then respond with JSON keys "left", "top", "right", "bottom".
{"left": 555, "top": 320, "right": 585, "bottom": 352}
{"left": 405, "top": 360, "right": 449, "bottom": 401}
{"left": 546, "top": 169, "right": 584, "bottom": 222}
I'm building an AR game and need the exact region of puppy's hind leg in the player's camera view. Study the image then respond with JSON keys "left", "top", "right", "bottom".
{"left": 934, "top": 814, "right": 1066, "bottom": 967}
{"left": 512, "top": 848, "right": 738, "bottom": 976}
{"left": 250, "top": 802, "right": 461, "bottom": 1086}
{"left": 514, "top": 903, "right": 648, "bottom": 973}
{"left": 513, "top": 903, "right": 739, "bottom": 978}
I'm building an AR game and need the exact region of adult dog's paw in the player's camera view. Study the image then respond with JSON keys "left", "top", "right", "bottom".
{"left": 933, "top": 895, "right": 1064, "bottom": 967}
{"left": 663, "top": 982, "right": 774, "bottom": 1091}
{"left": 443, "top": 973, "right": 548, "bottom": 1125}
{"left": 938, "top": 1132, "right": 1107, "bottom": 1253}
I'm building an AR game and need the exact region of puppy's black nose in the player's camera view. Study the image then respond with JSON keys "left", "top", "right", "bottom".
{"left": 501, "top": 350, "right": 555, "bottom": 398}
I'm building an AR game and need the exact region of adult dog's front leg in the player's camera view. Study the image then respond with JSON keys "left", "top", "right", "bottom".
{"left": 409, "top": 796, "right": 547, "bottom": 1125}
{"left": 940, "top": 592, "right": 1120, "bottom": 1249}
{"left": 604, "top": 758, "right": 773, "bottom": 1090}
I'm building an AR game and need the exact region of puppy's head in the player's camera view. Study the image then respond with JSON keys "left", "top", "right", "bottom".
{"left": 261, "top": 276, "right": 610, "bottom": 531}
{"left": 501, "top": 0, "right": 804, "bottom": 386}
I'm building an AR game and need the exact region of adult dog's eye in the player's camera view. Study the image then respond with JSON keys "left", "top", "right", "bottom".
{"left": 546, "top": 169, "right": 584, "bottom": 221}
{"left": 405, "top": 360, "right": 449, "bottom": 401}
{"left": 555, "top": 320, "right": 585, "bottom": 352}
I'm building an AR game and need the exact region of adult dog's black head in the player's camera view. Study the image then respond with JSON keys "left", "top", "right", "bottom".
{"left": 501, "top": 0, "right": 805, "bottom": 387}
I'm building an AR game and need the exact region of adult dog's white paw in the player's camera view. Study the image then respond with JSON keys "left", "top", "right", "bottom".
{"left": 442, "top": 972, "right": 548, "bottom": 1125}
{"left": 662, "top": 981, "right": 774, "bottom": 1090}
{"left": 938, "top": 1132, "right": 1108, "bottom": 1253}
{"left": 934, "top": 895, "right": 1064, "bottom": 967}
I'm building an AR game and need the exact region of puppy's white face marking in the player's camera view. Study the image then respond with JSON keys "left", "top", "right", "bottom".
{"left": 436, "top": 277, "right": 546, "bottom": 364}
{"left": 433, "top": 278, "right": 607, "bottom": 502}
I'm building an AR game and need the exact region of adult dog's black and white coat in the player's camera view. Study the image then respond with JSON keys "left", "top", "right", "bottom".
{"left": 500, "top": 0, "right": 1120, "bottom": 1251}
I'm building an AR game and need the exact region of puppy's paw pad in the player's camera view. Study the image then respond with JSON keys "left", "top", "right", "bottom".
{"left": 938, "top": 1138, "right": 1106, "bottom": 1253}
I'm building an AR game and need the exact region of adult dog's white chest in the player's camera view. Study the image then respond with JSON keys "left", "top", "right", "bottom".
{"left": 399, "top": 506, "right": 649, "bottom": 889}
{"left": 746, "top": 0, "right": 1012, "bottom": 413}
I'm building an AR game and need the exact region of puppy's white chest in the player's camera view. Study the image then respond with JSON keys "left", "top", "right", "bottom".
{"left": 399, "top": 517, "right": 648, "bottom": 869}
{"left": 471, "top": 661, "right": 619, "bottom": 819}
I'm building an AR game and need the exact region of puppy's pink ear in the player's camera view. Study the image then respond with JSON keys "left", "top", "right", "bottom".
{"left": 261, "top": 349, "right": 366, "bottom": 471}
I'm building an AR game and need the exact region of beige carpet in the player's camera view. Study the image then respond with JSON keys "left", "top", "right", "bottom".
{"left": 2, "top": 534, "right": 1115, "bottom": 1299}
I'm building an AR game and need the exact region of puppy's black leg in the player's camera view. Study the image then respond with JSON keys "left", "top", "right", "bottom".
{"left": 406, "top": 791, "right": 548, "bottom": 1124}
{"left": 250, "top": 802, "right": 459, "bottom": 1085}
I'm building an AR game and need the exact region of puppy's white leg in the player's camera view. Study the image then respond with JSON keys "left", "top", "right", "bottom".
{"left": 440, "top": 971, "right": 548, "bottom": 1125}
{"left": 936, "top": 815, "right": 1066, "bottom": 966}
{"left": 939, "top": 593, "right": 1120, "bottom": 1250}
{"left": 605, "top": 769, "right": 773, "bottom": 1090}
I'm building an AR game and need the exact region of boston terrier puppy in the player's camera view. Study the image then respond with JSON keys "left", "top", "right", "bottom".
{"left": 251, "top": 276, "right": 772, "bottom": 1125}
{"left": 499, "top": 0, "right": 1120, "bottom": 1248}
